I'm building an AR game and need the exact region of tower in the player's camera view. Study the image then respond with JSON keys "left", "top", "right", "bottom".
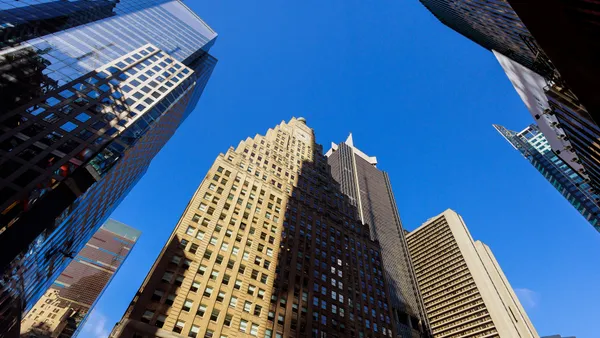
{"left": 406, "top": 209, "right": 539, "bottom": 338}
{"left": 326, "top": 135, "right": 429, "bottom": 337}
{"left": 0, "top": 1, "right": 217, "bottom": 334}
{"left": 112, "top": 118, "right": 396, "bottom": 338}
{"left": 495, "top": 124, "right": 600, "bottom": 232}
{"left": 20, "top": 219, "right": 140, "bottom": 337}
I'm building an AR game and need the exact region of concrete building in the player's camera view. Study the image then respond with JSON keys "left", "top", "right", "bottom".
{"left": 0, "top": 1, "right": 217, "bottom": 334}
{"left": 406, "top": 209, "right": 538, "bottom": 338}
{"left": 326, "top": 134, "right": 429, "bottom": 336}
{"left": 111, "top": 118, "right": 399, "bottom": 338}
{"left": 20, "top": 219, "right": 140, "bottom": 337}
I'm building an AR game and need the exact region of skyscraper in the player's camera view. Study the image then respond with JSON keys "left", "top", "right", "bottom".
{"left": 504, "top": 0, "right": 600, "bottom": 121}
{"left": 406, "top": 209, "right": 539, "bottom": 338}
{"left": 20, "top": 219, "right": 140, "bottom": 337}
{"left": 419, "top": 0, "right": 600, "bottom": 202}
{"left": 494, "top": 124, "right": 600, "bottom": 232}
{"left": 417, "top": 0, "right": 545, "bottom": 75}
{"left": 0, "top": 1, "right": 217, "bottom": 334}
{"left": 326, "top": 134, "right": 429, "bottom": 337}
{"left": 111, "top": 118, "right": 398, "bottom": 338}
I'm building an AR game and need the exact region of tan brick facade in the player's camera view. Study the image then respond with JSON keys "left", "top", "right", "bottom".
{"left": 112, "top": 118, "right": 396, "bottom": 338}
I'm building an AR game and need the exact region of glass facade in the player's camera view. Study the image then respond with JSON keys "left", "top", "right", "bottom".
{"left": 20, "top": 219, "right": 140, "bottom": 337}
{"left": 0, "top": 0, "right": 217, "bottom": 335}
{"left": 495, "top": 124, "right": 600, "bottom": 233}
{"left": 545, "top": 85, "right": 600, "bottom": 194}
{"left": 419, "top": 0, "right": 547, "bottom": 76}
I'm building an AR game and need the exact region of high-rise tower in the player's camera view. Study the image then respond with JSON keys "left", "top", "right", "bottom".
{"left": 20, "top": 219, "right": 140, "bottom": 337}
{"left": 112, "top": 118, "right": 397, "bottom": 338}
{"left": 0, "top": 1, "right": 217, "bottom": 334}
{"left": 326, "top": 135, "right": 429, "bottom": 337}
{"left": 406, "top": 209, "right": 539, "bottom": 338}
{"left": 495, "top": 124, "right": 600, "bottom": 232}
{"left": 419, "top": 0, "right": 600, "bottom": 204}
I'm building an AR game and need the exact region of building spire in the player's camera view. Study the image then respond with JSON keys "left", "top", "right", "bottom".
{"left": 346, "top": 133, "right": 354, "bottom": 147}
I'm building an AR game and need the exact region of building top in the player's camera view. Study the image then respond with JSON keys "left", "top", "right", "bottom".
{"left": 101, "top": 219, "right": 142, "bottom": 242}
{"left": 325, "top": 133, "right": 377, "bottom": 166}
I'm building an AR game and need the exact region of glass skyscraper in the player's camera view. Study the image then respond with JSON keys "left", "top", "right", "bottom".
{"left": 20, "top": 219, "right": 140, "bottom": 337}
{"left": 495, "top": 124, "right": 600, "bottom": 232}
{"left": 418, "top": 0, "right": 545, "bottom": 75}
{"left": 0, "top": 1, "right": 217, "bottom": 335}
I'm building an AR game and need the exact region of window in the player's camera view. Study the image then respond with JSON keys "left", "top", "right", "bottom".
{"left": 156, "top": 314, "right": 166, "bottom": 328}
{"left": 191, "top": 281, "right": 200, "bottom": 292}
{"left": 266, "top": 248, "right": 273, "bottom": 257}
{"left": 229, "top": 296, "right": 238, "bottom": 308}
{"left": 210, "top": 309, "right": 220, "bottom": 321}
{"left": 196, "top": 230, "right": 205, "bottom": 240}
{"left": 221, "top": 243, "right": 229, "bottom": 251}
{"left": 162, "top": 272, "right": 173, "bottom": 283}
{"left": 141, "top": 310, "right": 154, "bottom": 323}
{"left": 165, "top": 294, "right": 175, "bottom": 306}
{"left": 204, "top": 287, "right": 213, "bottom": 297}
{"left": 198, "top": 265, "right": 207, "bottom": 275}
{"left": 247, "top": 285, "right": 256, "bottom": 295}
{"left": 244, "top": 301, "right": 252, "bottom": 312}
{"left": 189, "top": 243, "right": 199, "bottom": 254}
{"left": 199, "top": 203, "right": 208, "bottom": 211}
{"left": 174, "top": 320, "right": 185, "bottom": 333}
{"left": 175, "top": 275, "right": 184, "bottom": 286}
{"left": 234, "top": 280, "right": 242, "bottom": 290}
{"left": 254, "top": 305, "right": 262, "bottom": 316}
{"left": 188, "top": 325, "right": 200, "bottom": 338}
{"left": 224, "top": 314, "right": 233, "bottom": 326}
{"left": 258, "top": 289, "right": 265, "bottom": 299}
{"left": 210, "top": 236, "right": 218, "bottom": 245}
{"left": 151, "top": 289, "right": 164, "bottom": 301}
{"left": 183, "top": 259, "right": 192, "bottom": 270}
{"left": 171, "top": 256, "right": 182, "bottom": 265}
{"left": 250, "top": 323, "right": 259, "bottom": 336}
{"left": 182, "top": 299, "right": 193, "bottom": 312}
{"left": 210, "top": 271, "right": 219, "bottom": 280}
{"left": 239, "top": 319, "right": 248, "bottom": 333}
{"left": 197, "top": 304, "right": 207, "bottom": 316}
{"left": 186, "top": 226, "right": 195, "bottom": 236}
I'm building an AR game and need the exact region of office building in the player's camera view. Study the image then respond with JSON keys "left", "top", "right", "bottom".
{"left": 417, "top": 0, "right": 545, "bottom": 75}
{"left": 111, "top": 118, "right": 398, "bottom": 338}
{"left": 505, "top": 0, "right": 600, "bottom": 121}
{"left": 420, "top": 0, "right": 600, "bottom": 204}
{"left": 494, "top": 124, "right": 600, "bottom": 232}
{"left": 494, "top": 50, "right": 600, "bottom": 194}
{"left": 0, "top": 0, "right": 217, "bottom": 335}
{"left": 326, "top": 134, "right": 429, "bottom": 336}
{"left": 20, "top": 219, "right": 140, "bottom": 337}
{"left": 406, "top": 209, "right": 539, "bottom": 338}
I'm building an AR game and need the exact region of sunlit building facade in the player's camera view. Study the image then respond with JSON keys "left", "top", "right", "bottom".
{"left": 326, "top": 135, "right": 429, "bottom": 337}
{"left": 406, "top": 209, "right": 538, "bottom": 338}
{"left": 495, "top": 124, "right": 600, "bottom": 232}
{"left": 20, "top": 219, "right": 140, "bottom": 337}
{"left": 111, "top": 118, "right": 399, "bottom": 338}
{"left": 0, "top": 0, "right": 217, "bottom": 335}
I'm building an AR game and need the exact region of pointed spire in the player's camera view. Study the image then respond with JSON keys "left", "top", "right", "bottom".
{"left": 346, "top": 133, "right": 354, "bottom": 147}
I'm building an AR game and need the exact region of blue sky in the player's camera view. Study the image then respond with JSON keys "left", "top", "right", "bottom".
{"left": 82, "top": 1, "right": 600, "bottom": 337}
